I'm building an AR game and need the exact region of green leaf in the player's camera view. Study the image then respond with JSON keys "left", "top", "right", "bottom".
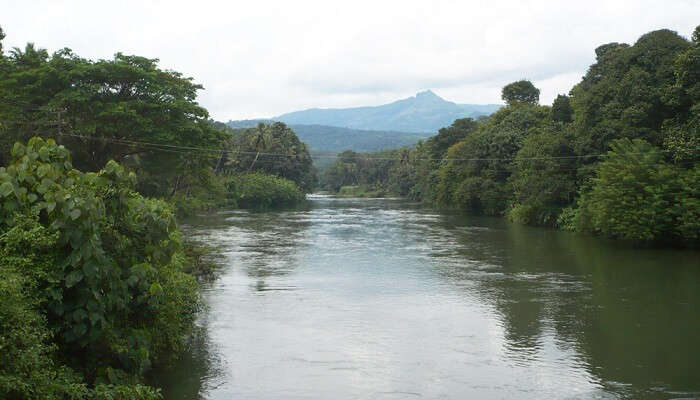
{"left": 37, "top": 164, "right": 50, "bottom": 177}
{"left": 0, "top": 182, "right": 12, "bottom": 197}
{"left": 11, "top": 143, "right": 25, "bottom": 158}
{"left": 65, "top": 270, "right": 84, "bottom": 287}
{"left": 89, "top": 312, "right": 102, "bottom": 325}
{"left": 82, "top": 260, "right": 98, "bottom": 279}
{"left": 149, "top": 282, "right": 163, "bottom": 295}
{"left": 70, "top": 208, "right": 82, "bottom": 220}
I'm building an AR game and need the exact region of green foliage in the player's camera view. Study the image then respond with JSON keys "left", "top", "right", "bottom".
{"left": 434, "top": 103, "right": 551, "bottom": 214}
{"left": 0, "top": 46, "right": 223, "bottom": 196}
{"left": 225, "top": 172, "right": 305, "bottom": 209}
{"left": 0, "top": 30, "right": 317, "bottom": 214}
{"left": 501, "top": 80, "right": 540, "bottom": 105}
{"left": 575, "top": 139, "right": 698, "bottom": 241}
{"left": 0, "top": 138, "right": 200, "bottom": 396}
{"left": 336, "top": 185, "right": 387, "bottom": 198}
{"left": 506, "top": 202, "right": 562, "bottom": 227}
{"left": 570, "top": 29, "right": 691, "bottom": 153}
{"left": 425, "top": 118, "right": 478, "bottom": 159}
{"left": 552, "top": 94, "right": 573, "bottom": 123}
{"left": 555, "top": 206, "right": 578, "bottom": 231}
{"left": 222, "top": 122, "right": 315, "bottom": 192}
{"left": 0, "top": 266, "right": 88, "bottom": 400}
{"left": 90, "top": 384, "right": 162, "bottom": 400}
{"left": 508, "top": 124, "right": 578, "bottom": 211}
{"left": 322, "top": 150, "right": 400, "bottom": 193}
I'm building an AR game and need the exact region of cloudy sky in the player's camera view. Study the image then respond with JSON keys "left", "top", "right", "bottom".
{"left": 1, "top": 0, "right": 698, "bottom": 120}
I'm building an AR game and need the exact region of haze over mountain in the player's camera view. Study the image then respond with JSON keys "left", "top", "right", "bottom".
{"left": 226, "top": 91, "right": 500, "bottom": 152}
{"left": 274, "top": 90, "right": 500, "bottom": 133}
{"left": 225, "top": 120, "right": 432, "bottom": 152}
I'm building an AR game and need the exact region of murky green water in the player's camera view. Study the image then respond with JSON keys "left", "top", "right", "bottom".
{"left": 152, "top": 195, "right": 700, "bottom": 399}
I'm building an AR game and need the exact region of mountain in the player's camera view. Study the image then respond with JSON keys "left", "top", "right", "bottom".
{"left": 225, "top": 120, "right": 432, "bottom": 152}
{"left": 274, "top": 90, "right": 501, "bottom": 133}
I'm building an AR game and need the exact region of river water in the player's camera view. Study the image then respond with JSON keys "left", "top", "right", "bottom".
{"left": 153, "top": 195, "right": 700, "bottom": 399}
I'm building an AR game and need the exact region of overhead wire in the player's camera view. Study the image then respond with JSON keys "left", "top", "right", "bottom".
{"left": 3, "top": 106, "right": 698, "bottom": 164}
{"left": 54, "top": 131, "right": 699, "bottom": 163}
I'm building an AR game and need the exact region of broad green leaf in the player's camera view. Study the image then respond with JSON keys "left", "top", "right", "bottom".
{"left": 65, "top": 270, "right": 84, "bottom": 287}
{"left": 0, "top": 182, "right": 13, "bottom": 197}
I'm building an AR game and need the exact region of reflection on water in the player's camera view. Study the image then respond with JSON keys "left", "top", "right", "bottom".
{"left": 152, "top": 195, "right": 700, "bottom": 400}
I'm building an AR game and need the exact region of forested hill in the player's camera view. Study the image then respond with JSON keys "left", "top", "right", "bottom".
{"left": 225, "top": 120, "right": 432, "bottom": 151}
{"left": 274, "top": 90, "right": 500, "bottom": 133}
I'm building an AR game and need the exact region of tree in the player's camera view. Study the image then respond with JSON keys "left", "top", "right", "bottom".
{"left": 0, "top": 46, "right": 224, "bottom": 202}
{"left": 569, "top": 30, "right": 691, "bottom": 153}
{"left": 226, "top": 122, "right": 315, "bottom": 192}
{"left": 247, "top": 123, "right": 271, "bottom": 171}
{"left": 501, "top": 80, "right": 540, "bottom": 105}
{"left": 661, "top": 25, "right": 700, "bottom": 163}
{"left": 426, "top": 118, "right": 478, "bottom": 159}
{"left": 552, "top": 94, "right": 573, "bottom": 123}
{"left": 508, "top": 124, "right": 578, "bottom": 226}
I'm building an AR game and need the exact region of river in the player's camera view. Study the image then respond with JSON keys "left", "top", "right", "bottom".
{"left": 152, "top": 195, "right": 700, "bottom": 399}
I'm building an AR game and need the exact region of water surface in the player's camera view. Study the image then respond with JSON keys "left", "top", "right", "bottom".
{"left": 153, "top": 195, "right": 700, "bottom": 399}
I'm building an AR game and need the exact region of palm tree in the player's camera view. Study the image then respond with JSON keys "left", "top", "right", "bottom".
{"left": 248, "top": 123, "right": 269, "bottom": 171}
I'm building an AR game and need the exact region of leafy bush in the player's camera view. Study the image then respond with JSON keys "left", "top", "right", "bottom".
{"left": 507, "top": 202, "right": 562, "bottom": 227}
{"left": 225, "top": 172, "right": 305, "bottom": 209}
{"left": 0, "top": 265, "right": 88, "bottom": 399}
{"left": 337, "top": 185, "right": 387, "bottom": 198}
{"left": 0, "top": 138, "right": 200, "bottom": 396}
{"left": 574, "top": 138, "right": 698, "bottom": 241}
{"left": 556, "top": 206, "right": 578, "bottom": 231}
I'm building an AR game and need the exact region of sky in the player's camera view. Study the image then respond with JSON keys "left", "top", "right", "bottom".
{"left": 1, "top": 0, "right": 698, "bottom": 120}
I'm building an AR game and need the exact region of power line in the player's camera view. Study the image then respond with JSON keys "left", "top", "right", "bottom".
{"left": 55, "top": 132, "right": 699, "bottom": 163}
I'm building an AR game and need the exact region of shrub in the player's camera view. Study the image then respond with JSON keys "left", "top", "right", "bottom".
{"left": 0, "top": 138, "right": 200, "bottom": 395}
{"left": 574, "top": 138, "right": 698, "bottom": 241}
{"left": 225, "top": 172, "right": 305, "bottom": 209}
{"left": 507, "top": 202, "right": 561, "bottom": 227}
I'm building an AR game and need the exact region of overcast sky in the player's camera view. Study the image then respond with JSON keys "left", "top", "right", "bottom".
{"left": 1, "top": 0, "right": 698, "bottom": 120}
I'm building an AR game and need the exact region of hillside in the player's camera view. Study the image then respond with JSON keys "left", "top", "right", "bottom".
{"left": 274, "top": 90, "right": 500, "bottom": 133}
{"left": 225, "top": 120, "right": 433, "bottom": 152}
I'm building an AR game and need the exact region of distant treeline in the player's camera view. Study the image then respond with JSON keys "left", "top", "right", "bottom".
{"left": 323, "top": 27, "right": 699, "bottom": 244}
{"left": 226, "top": 120, "right": 433, "bottom": 152}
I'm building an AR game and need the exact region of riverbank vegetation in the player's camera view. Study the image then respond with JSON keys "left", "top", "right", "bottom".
{"left": 1, "top": 138, "right": 198, "bottom": 399}
{"left": 322, "top": 27, "right": 699, "bottom": 244}
{"left": 0, "top": 27, "right": 313, "bottom": 398}
{"left": 0, "top": 27, "right": 314, "bottom": 216}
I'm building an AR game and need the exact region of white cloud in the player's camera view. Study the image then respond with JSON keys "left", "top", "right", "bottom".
{"left": 1, "top": 0, "right": 698, "bottom": 119}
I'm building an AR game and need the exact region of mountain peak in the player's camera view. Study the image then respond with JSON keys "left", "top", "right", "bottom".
{"left": 273, "top": 91, "right": 501, "bottom": 133}
{"left": 415, "top": 90, "right": 442, "bottom": 100}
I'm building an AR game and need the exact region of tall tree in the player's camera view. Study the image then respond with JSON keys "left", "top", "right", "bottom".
{"left": 501, "top": 80, "right": 540, "bottom": 106}
{"left": 552, "top": 94, "right": 573, "bottom": 123}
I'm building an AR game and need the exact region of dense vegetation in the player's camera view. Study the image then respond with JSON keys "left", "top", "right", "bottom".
{"left": 323, "top": 27, "right": 699, "bottom": 244}
{"left": 1, "top": 138, "right": 197, "bottom": 398}
{"left": 0, "top": 34, "right": 313, "bottom": 214}
{"left": 0, "top": 27, "right": 314, "bottom": 398}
